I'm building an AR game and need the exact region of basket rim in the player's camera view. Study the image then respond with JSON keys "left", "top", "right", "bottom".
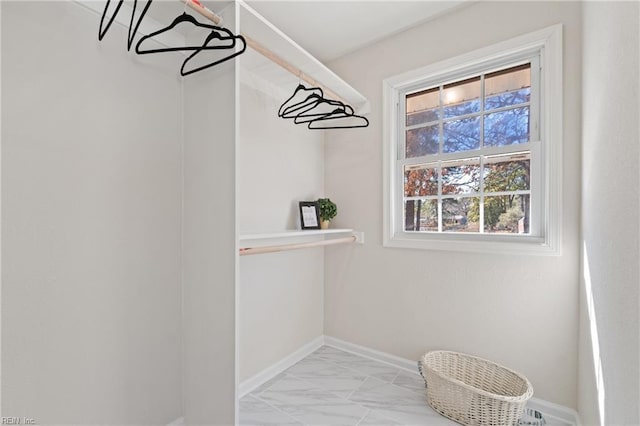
{"left": 420, "top": 350, "right": 534, "bottom": 403}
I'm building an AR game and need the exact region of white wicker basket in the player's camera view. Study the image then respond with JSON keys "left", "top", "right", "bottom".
{"left": 419, "top": 351, "right": 533, "bottom": 426}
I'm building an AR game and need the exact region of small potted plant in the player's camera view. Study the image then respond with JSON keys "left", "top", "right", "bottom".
{"left": 317, "top": 198, "right": 337, "bottom": 229}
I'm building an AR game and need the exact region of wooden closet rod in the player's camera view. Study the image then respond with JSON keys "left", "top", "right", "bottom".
{"left": 239, "top": 236, "right": 356, "bottom": 256}
{"left": 180, "top": 0, "right": 344, "bottom": 103}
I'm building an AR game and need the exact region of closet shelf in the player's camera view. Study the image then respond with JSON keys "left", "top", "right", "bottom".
{"left": 239, "top": 2, "right": 370, "bottom": 114}
{"left": 239, "top": 229, "right": 363, "bottom": 256}
{"left": 240, "top": 229, "right": 354, "bottom": 241}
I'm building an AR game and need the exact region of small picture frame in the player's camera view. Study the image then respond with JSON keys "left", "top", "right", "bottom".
{"left": 299, "top": 201, "right": 321, "bottom": 230}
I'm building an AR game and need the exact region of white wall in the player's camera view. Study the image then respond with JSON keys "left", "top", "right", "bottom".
{"left": 1, "top": 2, "right": 183, "bottom": 423}
{"left": 325, "top": 1, "right": 582, "bottom": 408}
{"left": 237, "top": 75, "right": 325, "bottom": 234}
{"left": 182, "top": 4, "right": 238, "bottom": 424}
{"left": 579, "top": 2, "right": 640, "bottom": 425}
{"left": 238, "top": 64, "right": 325, "bottom": 381}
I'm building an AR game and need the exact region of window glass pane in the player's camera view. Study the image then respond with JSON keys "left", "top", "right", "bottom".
{"left": 397, "top": 58, "right": 541, "bottom": 240}
{"left": 443, "top": 77, "right": 480, "bottom": 118}
{"left": 404, "top": 199, "right": 438, "bottom": 232}
{"left": 406, "top": 125, "right": 439, "bottom": 158}
{"left": 406, "top": 87, "right": 439, "bottom": 125}
{"left": 404, "top": 163, "right": 438, "bottom": 197}
{"left": 483, "top": 194, "right": 530, "bottom": 234}
{"left": 484, "top": 107, "right": 529, "bottom": 147}
{"left": 442, "top": 157, "right": 480, "bottom": 195}
{"left": 443, "top": 116, "right": 480, "bottom": 153}
{"left": 485, "top": 64, "right": 531, "bottom": 110}
{"left": 483, "top": 152, "right": 530, "bottom": 192}
{"left": 442, "top": 197, "right": 479, "bottom": 232}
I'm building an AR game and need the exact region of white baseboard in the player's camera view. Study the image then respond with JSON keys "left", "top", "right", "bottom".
{"left": 237, "top": 335, "right": 581, "bottom": 426}
{"left": 528, "top": 397, "right": 581, "bottom": 426}
{"left": 325, "top": 336, "right": 581, "bottom": 426}
{"left": 324, "top": 336, "right": 419, "bottom": 374}
{"left": 238, "top": 335, "right": 325, "bottom": 398}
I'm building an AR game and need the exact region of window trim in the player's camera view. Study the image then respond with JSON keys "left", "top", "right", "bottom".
{"left": 382, "top": 24, "right": 563, "bottom": 256}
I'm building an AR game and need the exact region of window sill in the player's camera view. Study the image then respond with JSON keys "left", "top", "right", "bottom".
{"left": 384, "top": 232, "right": 559, "bottom": 256}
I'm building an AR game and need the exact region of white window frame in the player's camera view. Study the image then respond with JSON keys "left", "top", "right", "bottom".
{"left": 382, "top": 24, "right": 563, "bottom": 256}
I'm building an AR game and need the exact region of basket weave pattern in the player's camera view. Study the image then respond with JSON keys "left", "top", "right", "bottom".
{"left": 419, "top": 351, "right": 533, "bottom": 426}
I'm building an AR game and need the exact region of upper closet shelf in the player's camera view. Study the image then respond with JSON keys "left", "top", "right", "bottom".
{"left": 78, "top": 0, "right": 368, "bottom": 113}
{"left": 238, "top": 1, "right": 370, "bottom": 114}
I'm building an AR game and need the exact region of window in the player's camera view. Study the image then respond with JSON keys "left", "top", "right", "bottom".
{"left": 383, "top": 25, "right": 563, "bottom": 255}
{"left": 403, "top": 63, "right": 536, "bottom": 235}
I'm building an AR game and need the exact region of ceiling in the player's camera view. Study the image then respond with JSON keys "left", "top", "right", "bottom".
{"left": 145, "top": 1, "right": 469, "bottom": 63}
{"left": 244, "top": 1, "right": 468, "bottom": 62}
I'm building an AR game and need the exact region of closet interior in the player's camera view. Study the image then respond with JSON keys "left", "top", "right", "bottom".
{"left": 5, "top": 0, "right": 640, "bottom": 425}
{"left": 236, "top": 0, "right": 368, "bottom": 406}
{"left": 3, "top": 0, "right": 367, "bottom": 423}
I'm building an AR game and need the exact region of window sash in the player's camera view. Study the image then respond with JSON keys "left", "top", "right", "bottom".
{"left": 398, "top": 146, "right": 538, "bottom": 235}
{"left": 400, "top": 58, "right": 539, "bottom": 160}
{"left": 395, "top": 56, "right": 541, "bottom": 237}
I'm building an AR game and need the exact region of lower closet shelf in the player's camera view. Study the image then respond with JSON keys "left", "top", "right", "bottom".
{"left": 239, "top": 229, "right": 362, "bottom": 256}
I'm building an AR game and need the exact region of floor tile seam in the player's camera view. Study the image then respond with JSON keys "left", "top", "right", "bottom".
{"left": 387, "top": 368, "right": 432, "bottom": 397}
{"left": 345, "top": 377, "right": 444, "bottom": 425}
{"left": 389, "top": 377, "right": 428, "bottom": 397}
{"left": 253, "top": 363, "right": 375, "bottom": 413}
{"left": 346, "top": 401, "right": 422, "bottom": 426}
{"left": 313, "top": 357, "right": 377, "bottom": 380}
{"left": 250, "top": 373, "right": 289, "bottom": 396}
{"left": 323, "top": 344, "right": 421, "bottom": 375}
{"left": 293, "top": 356, "right": 367, "bottom": 378}
{"left": 343, "top": 397, "right": 396, "bottom": 425}
{"left": 291, "top": 357, "right": 433, "bottom": 419}
{"left": 343, "top": 380, "right": 406, "bottom": 425}
{"left": 387, "top": 370, "right": 401, "bottom": 387}
{"left": 319, "top": 346, "right": 429, "bottom": 388}
{"left": 253, "top": 353, "right": 425, "bottom": 423}
{"left": 249, "top": 393, "right": 306, "bottom": 425}
{"left": 362, "top": 408, "right": 406, "bottom": 426}
{"left": 282, "top": 371, "right": 399, "bottom": 424}
{"left": 255, "top": 379, "right": 374, "bottom": 426}
{"left": 291, "top": 353, "right": 400, "bottom": 392}
{"left": 315, "top": 356, "right": 401, "bottom": 385}
{"left": 354, "top": 408, "right": 371, "bottom": 426}
{"left": 342, "top": 374, "right": 370, "bottom": 402}
{"left": 286, "top": 370, "right": 370, "bottom": 405}
{"left": 249, "top": 376, "right": 439, "bottom": 425}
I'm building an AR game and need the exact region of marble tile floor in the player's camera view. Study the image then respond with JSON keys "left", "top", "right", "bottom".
{"left": 239, "top": 345, "right": 572, "bottom": 426}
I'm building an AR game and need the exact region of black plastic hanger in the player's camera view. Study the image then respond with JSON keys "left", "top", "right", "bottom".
{"left": 278, "top": 85, "right": 323, "bottom": 118}
{"left": 307, "top": 109, "right": 369, "bottom": 129}
{"left": 291, "top": 96, "right": 354, "bottom": 124}
{"left": 135, "top": 12, "right": 237, "bottom": 54}
{"left": 127, "top": 0, "right": 153, "bottom": 51}
{"left": 278, "top": 84, "right": 370, "bottom": 129}
{"left": 98, "top": 0, "right": 124, "bottom": 41}
{"left": 180, "top": 31, "right": 247, "bottom": 76}
{"left": 281, "top": 93, "right": 334, "bottom": 119}
{"left": 98, "top": 0, "right": 152, "bottom": 51}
